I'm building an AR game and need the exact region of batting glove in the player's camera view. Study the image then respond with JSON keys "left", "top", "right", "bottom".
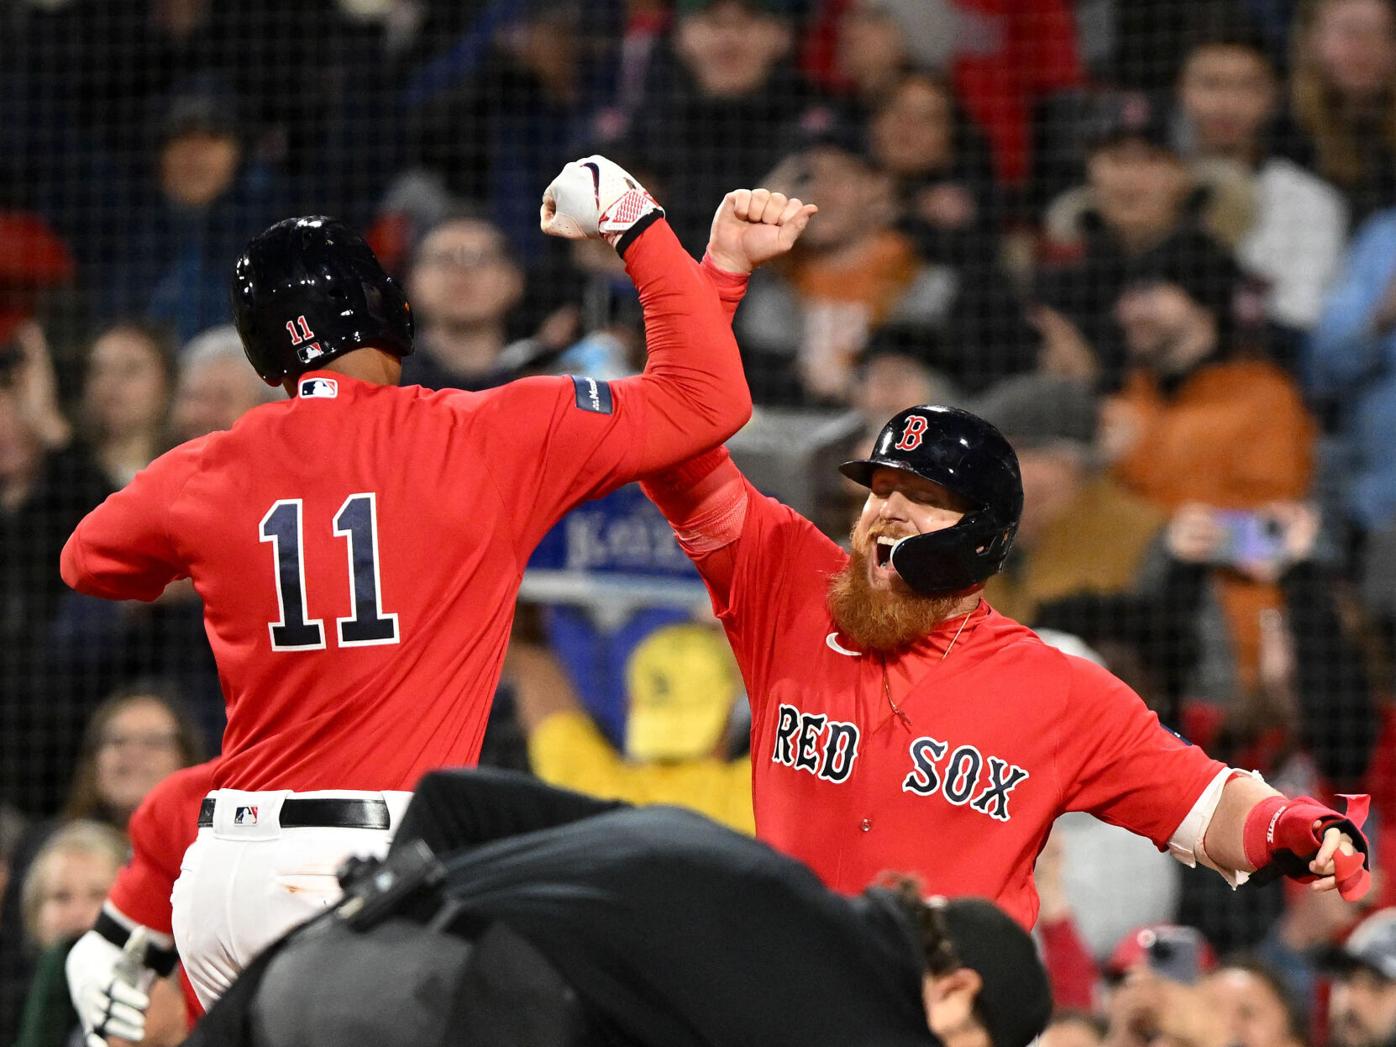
{"left": 1244, "top": 793, "right": 1372, "bottom": 900}
{"left": 67, "top": 926, "right": 155, "bottom": 1047}
{"left": 540, "top": 155, "right": 664, "bottom": 254}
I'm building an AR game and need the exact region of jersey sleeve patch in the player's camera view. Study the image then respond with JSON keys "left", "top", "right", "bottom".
{"left": 571, "top": 375, "right": 614, "bottom": 415}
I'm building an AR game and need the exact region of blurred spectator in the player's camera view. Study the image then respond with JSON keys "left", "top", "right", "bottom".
{"left": 804, "top": 0, "right": 1083, "bottom": 189}
{"left": 80, "top": 321, "right": 175, "bottom": 488}
{"left": 973, "top": 373, "right": 1165, "bottom": 625}
{"left": 506, "top": 632, "right": 754, "bottom": 833}
{"left": 1323, "top": 908, "right": 1396, "bottom": 1047}
{"left": 105, "top": 79, "right": 287, "bottom": 344}
{"left": 13, "top": 821, "right": 126, "bottom": 1047}
{"left": 628, "top": 0, "right": 828, "bottom": 250}
{"left": 1034, "top": 827, "right": 1101, "bottom": 1011}
{"left": 61, "top": 685, "right": 204, "bottom": 829}
{"left": 1289, "top": 0, "right": 1396, "bottom": 222}
{"left": 870, "top": 70, "right": 1002, "bottom": 236}
{"left": 408, "top": 1, "right": 608, "bottom": 257}
{"left": 1200, "top": 956, "right": 1309, "bottom": 1047}
{"left": 1103, "top": 235, "right": 1314, "bottom": 686}
{"left": 741, "top": 127, "right": 1033, "bottom": 403}
{"left": 0, "top": 804, "right": 26, "bottom": 927}
{"left": 1103, "top": 926, "right": 1221, "bottom": 1047}
{"left": 1307, "top": 206, "right": 1396, "bottom": 623}
{"left": 850, "top": 336, "right": 960, "bottom": 437}
{"left": 1161, "top": 502, "right": 1376, "bottom": 791}
{"left": 1175, "top": 21, "right": 1349, "bottom": 333}
{"left": 0, "top": 323, "right": 111, "bottom": 815}
{"left": 1041, "top": 1012, "right": 1107, "bottom": 1047}
{"left": 169, "top": 324, "right": 281, "bottom": 444}
{"left": 866, "top": 71, "right": 1038, "bottom": 391}
{"left": 1038, "top": 91, "right": 1247, "bottom": 388}
{"left": 401, "top": 215, "right": 530, "bottom": 390}
{"left": 1259, "top": 886, "right": 1359, "bottom": 1009}
{"left": 18, "top": 822, "right": 125, "bottom": 955}
{"left": 825, "top": 0, "right": 928, "bottom": 111}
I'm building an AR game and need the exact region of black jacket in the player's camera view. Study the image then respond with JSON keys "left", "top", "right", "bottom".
{"left": 186, "top": 770, "right": 940, "bottom": 1047}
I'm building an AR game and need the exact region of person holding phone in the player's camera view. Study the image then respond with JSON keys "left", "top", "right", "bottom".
{"left": 1101, "top": 234, "right": 1314, "bottom": 691}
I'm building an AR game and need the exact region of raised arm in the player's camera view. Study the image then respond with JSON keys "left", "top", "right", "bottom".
{"left": 490, "top": 161, "right": 817, "bottom": 552}
{"left": 638, "top": 187, "right": 819, "bottom": 600}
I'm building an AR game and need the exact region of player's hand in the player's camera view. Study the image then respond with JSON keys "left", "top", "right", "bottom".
{"left": 67, "top": 927, "right": 155, "bottom": 1047}
{"left": 540, "top": 155, "right": 663, "bottom": 249}
{"left": 705, "top": 188, "right": 818, "bottom": 275}
{"left": 1309, "top": 826, "right": 1368, "bottom": 898}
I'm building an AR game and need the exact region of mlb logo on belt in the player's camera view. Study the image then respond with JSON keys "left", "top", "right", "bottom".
{"left": 299, "top": 377, "right": 339, "bottom": 399}
{"left": 234, "top": 806, "right": 260, "bottom": 826}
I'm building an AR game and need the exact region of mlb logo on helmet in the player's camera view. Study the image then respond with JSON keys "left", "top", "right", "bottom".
{"left": 234, "top": 806, "right": 260, "bottom": 826}
{"left": 299, "top": 377, "right": 339, "bottom": 399}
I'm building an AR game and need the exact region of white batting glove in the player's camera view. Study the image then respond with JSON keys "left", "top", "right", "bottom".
{"left": 67, "top": 927, "right": 155, "bottom": 1047}
{"left": 539, "top": 155, "right": 664, "bottom": 250}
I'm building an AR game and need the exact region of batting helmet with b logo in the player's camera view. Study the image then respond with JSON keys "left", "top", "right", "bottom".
{"left": 840, "top": 405, "right": 1022, "bottom": 596}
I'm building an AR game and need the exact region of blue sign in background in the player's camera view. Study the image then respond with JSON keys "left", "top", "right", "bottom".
{"left": 527, "top": 485, "right": 699, "bottom": 579}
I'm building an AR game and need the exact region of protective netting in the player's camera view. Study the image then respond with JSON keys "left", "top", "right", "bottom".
{"left": 1, "top": 0, "right": 1393, "bottom": 1041}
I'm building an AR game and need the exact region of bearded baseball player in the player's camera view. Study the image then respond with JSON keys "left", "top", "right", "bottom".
{"left": 59, "top": 157, "right": 817, "bottom": 1007}
{"left": 641, "top": 274, "right": 1370, "bottom": 928}
{"left": 65, "top": 760, "right": 215, "bottom": 1046}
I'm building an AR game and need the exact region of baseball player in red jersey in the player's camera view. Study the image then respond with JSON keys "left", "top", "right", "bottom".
{"left": 66, "top": 760, "right": 215, "bottom": 1045}
{"left": 59, "top": 156, "right": 817, "bottom": 1007}
{"left": 642, "top": 241, "right": 1371, "bottom": 928}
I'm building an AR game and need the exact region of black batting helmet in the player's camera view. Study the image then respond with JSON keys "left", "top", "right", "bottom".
{"left": 840, "top": 405, "right": 1022, "bottom": 596}
{"left": 231, "top": 216, "right": 414, "bottom": 386}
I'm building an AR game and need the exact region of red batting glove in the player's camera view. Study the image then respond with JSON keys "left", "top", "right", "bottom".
{"left": 1243, "top": 794, "right": 1372, "bottom": 900}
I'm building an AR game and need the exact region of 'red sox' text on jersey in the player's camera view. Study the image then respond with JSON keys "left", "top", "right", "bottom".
{"left": 701, "top": 485, "right": 1225, "bottom": 929}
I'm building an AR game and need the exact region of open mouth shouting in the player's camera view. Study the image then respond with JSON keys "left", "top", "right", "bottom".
{"left": 869, "top": 533, "right": 912, "bottom": 588}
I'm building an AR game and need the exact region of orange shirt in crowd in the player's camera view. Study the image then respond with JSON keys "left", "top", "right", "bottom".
{"left": 1109, "top": 358, "right": 1316, "bottom": 685}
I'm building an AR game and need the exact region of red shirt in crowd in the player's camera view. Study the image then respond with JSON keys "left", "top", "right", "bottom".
{"left": 61, "top": 223, "right": 749, "bottom": 793}
{"left": 664, "top": 478, "right": 1225, "bottom": 929}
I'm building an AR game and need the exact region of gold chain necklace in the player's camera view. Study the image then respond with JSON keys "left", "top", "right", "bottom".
{"left": 881, "top": 609, "right": 974, "bottom": 730}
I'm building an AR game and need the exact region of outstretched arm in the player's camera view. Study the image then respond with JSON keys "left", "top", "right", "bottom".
{"left": 1197, "top": 774, "right": 1370, "bottom": 899}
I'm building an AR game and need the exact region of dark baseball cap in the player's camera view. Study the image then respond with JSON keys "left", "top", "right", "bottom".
{"left": 1321, "top": 909, "right": 1396, "bottom": 981}
{"left": 1082, "top": 91, "right": 1174, "bottom": 154}
{"left": 941, "top": 898, "right": 1052, "bottom": 1047}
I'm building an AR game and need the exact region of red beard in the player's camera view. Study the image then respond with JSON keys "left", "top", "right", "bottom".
{"left": 826, "top": 525, "right": 963, "bottom": 652}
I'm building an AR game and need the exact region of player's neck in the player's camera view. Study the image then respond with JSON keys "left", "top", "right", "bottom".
{"left": 935, "top": 592, "right": 981, "bottom": 628}
{"left": 285, "top": 349, "right": 403, "bottom": 394}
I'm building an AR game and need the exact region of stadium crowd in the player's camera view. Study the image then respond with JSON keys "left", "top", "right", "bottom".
{"left": 2, "top": 0, "right": 1396, "bottom": 1043}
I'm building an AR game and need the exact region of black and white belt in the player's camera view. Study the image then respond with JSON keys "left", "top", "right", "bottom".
{"left": 197, "top": 796, "right": 391, "bottom": 830}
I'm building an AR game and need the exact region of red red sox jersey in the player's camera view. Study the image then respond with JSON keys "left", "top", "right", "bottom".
{"left": 697, "top": 481, "right": 1226, "bottom": 929}
{"left": 61, "top": 223, "right": 748, "bottom": 793}
{"left": 107, "top": 760, "right": 217, "bottom": 934}
{"left": 107, "top": 760, "right": 217, "bottom": 1026}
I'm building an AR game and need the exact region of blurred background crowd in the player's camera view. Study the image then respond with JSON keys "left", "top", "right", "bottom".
{"left": 2, "top": 0, "right": 1396, "bottom": 1043}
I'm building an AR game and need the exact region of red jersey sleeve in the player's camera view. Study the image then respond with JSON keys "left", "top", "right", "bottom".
{"left": 705, "top": 482, "right": 845, "bottom": 717}
{"left": 1058, "top": 657, "right": 1226, "bottom": 849}
{"left": 474, "top": 221, "right": 751, "bottom": 552}
{"left": 60, "top": 440, "right": 207, "bottom": 601}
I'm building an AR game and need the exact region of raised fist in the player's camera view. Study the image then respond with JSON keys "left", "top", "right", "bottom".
{"left": 540, "top": 155, "right": 664, "bottom": 250}
{"left": 706, "top": 188, "right": 819, "bottom": 275}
